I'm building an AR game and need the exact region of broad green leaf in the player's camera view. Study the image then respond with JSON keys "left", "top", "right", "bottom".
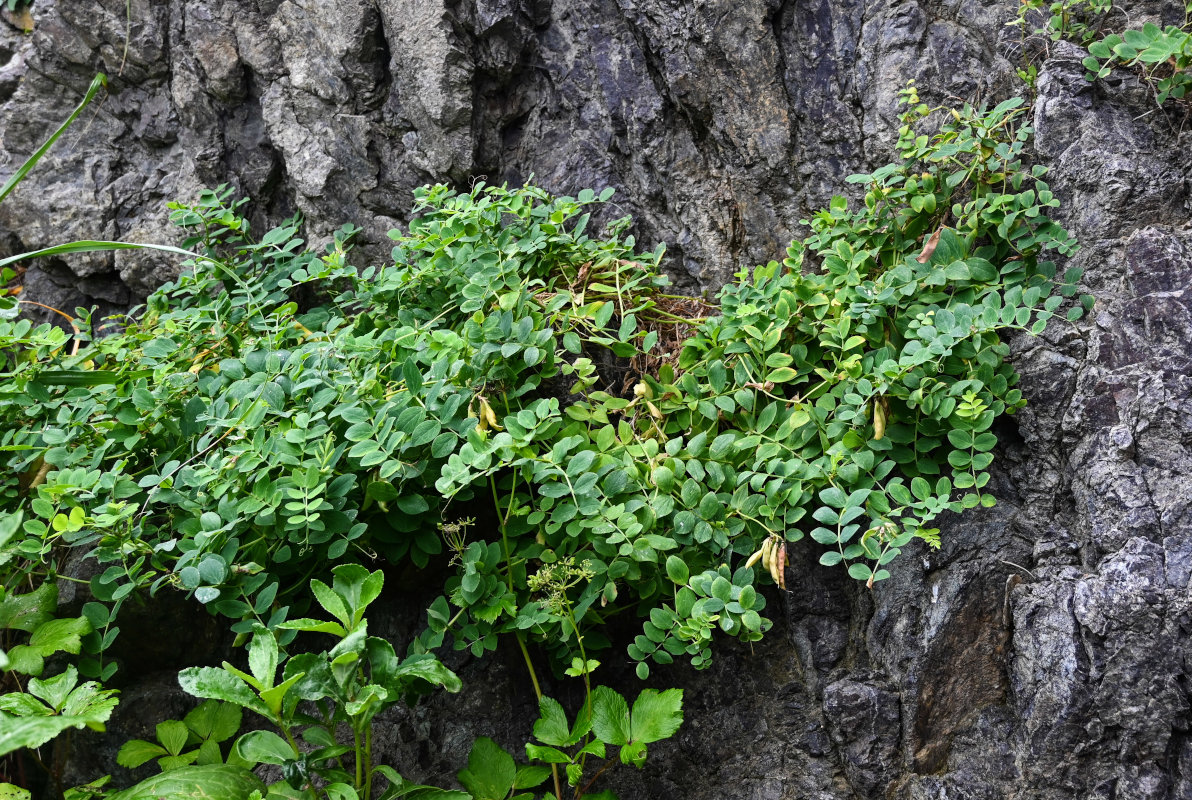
{"left": 247, "top": 629, "right": 278, "bottom": 690}
{"left": 390, "top": 653, "right": 462, "bottom": 694}
{"left": 0, "top": 583, "right": 57, "bottom": 633}
{"left": 0, "top": 714, "right": 107, "bottom": 757}
{"left": 524, "top": 742, "right": 571, "bottom": 763}
{"left": 310, "top": 578, "right": 352, "bottom": 629}
{"left": 514, "top": 764, "right": 552, "bottom": 790}
{"left": 457, "top": 737, "right": 516, "bottom": 800}
{"left": 664, "top": 555, "right": 689, "bottom": 585}
{"left": 106, "top": 765, "right": 265, "bottom": 800}
{"left": 619, "top": 740, "right": 648, "bottom": 768}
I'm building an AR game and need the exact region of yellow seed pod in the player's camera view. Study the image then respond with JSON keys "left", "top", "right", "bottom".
{"left": 745, "top": 545, "right": 766, "bottom": 570}
{"left": 873, "top": 401, "right": 886, "bottom": 441}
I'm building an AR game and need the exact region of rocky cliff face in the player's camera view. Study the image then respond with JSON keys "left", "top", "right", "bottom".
{"left": 3, "top": 0, "right": 1192, "bottom": 797}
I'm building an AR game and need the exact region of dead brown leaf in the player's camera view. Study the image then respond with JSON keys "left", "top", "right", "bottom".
{"left": 916, "top": 227, "right": 942, "bottom": 264}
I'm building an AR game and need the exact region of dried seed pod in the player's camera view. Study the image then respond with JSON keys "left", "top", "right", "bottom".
{"left": 776, "top": 542, "right": 788, "bottom": 590}
{"left": 768, "top": 538, "right": 782, "bottom": 586}
{"left": 873, "top": 401, "right": 886, "bottom": 441}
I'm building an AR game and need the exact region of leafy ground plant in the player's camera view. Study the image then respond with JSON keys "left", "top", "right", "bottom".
{"left": 1083, "top": 14, "right": 1192, "bottom": 105}
{"left": 0, "top": 86, "right": 1087, "bottom": 798}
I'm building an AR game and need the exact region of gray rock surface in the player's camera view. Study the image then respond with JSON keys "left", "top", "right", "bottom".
{"left": 4, "top": 0, "right": 1192, "bottom": 798}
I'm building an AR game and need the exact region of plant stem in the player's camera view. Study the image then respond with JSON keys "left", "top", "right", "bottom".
{"left": 516, "top": 632, "right": 563, "bottom": 800}
{"left": 577, "top": 757, "right": 616, "bottom": 799}
{"left": 354, "top": 725, "right": 363, "bottom": 793}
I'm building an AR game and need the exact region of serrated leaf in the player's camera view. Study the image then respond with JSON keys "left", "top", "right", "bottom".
{"left": 532, "top": 696, "right": 572, "bottom": 746}
{"left": 524, "top": 743, "right": 571, "bottom": 764}
{"left": 629, "top": 688, "right": 683, "bottom": 744}
{"left": 590, "top": 686, "right": 631, "bottom": 746}
{"left": 177, "top": 667, "right": 270, "bottom": 719}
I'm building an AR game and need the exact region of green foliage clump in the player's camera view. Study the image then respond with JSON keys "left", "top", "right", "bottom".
{"left": 1010, "top": 0, "right": 1192, "bottom": 108}
{"left": 0, "top": 84, "right": 1090, "bottom": 799}
{"left": 1011, "top": 0, "right": 1114, "bottom": 45}
{"left": 1084, "top": 17, "right": 1192, "bottom": 104}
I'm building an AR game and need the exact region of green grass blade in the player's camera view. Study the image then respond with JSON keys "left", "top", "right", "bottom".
{"left": 0, "top": 73, "right": 108, "bottom": 205}
{"left": 0, "top": 240, "right": 197, "bottom": 270}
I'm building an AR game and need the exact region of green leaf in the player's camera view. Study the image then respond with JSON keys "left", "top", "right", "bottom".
{"left": 373, "top": 766, "right": 471, "bottom": 800}
{"left": 232, "top": 730, "right": 294, "bottom": 766}
{"left": 0, "top": 583, "right": 57, "bottom": 633}
{"left": 457, "top": 737, "right": 516, "bottom": 800}
{"left": 766, "top": 367, "right": 799, "bottom": 383}
{"left": 590, "top": 686, "right": 631, "bottom": 746}
{"left": 310, "top": 578, "right": 351, "bottom": 629}
{"left": 665, "top": 556, "right": 689, "bottom": 585}
{"left": 0, "top": 240, "right": 201, "bottom": 272}
{"left": 0, "top": 715, "right": 110, "bottom": 757}
{"left": 177, "top": 667, "right": 271, "bottom": 719}
{"left": 247, "top": 629, "right": 278, "bottom": 690}
{"left": 0, "top": 73, "right": 108, "bottom": 205}
{"left": 388, "top": 653, "right": 462, "bottom": 694}
{"left": 157, "top": 719, "right": 191, "bottom": 756}
{"left": 524, "top": 742, "right": 571, "bottom": 763}
{"left": 848, "top": 563, "right": 873, "bottom": 581}
{"left": 629, "top": 688, "right": 684, "bottom": 744}
{"left": 117, "top": 739, "right": 169, "bottom": 769}
{"left": 277, "top": 618, "right": 347, "bottom": 636}
{"left": 620, "top": 740, "right": 648, "bottom": 768}
{"left": 106, "top": 765, "right": 265, "bottom": 800}
{"left": 532, "top": 696, "right": 572, "bottom": 747}
{"left": 514, "top": 765, "right": 552, "bottom": 790}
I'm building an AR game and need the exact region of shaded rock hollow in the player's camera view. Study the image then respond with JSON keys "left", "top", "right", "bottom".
{"left": 2, "top": 0, "right": 1192, "bottom": 797}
